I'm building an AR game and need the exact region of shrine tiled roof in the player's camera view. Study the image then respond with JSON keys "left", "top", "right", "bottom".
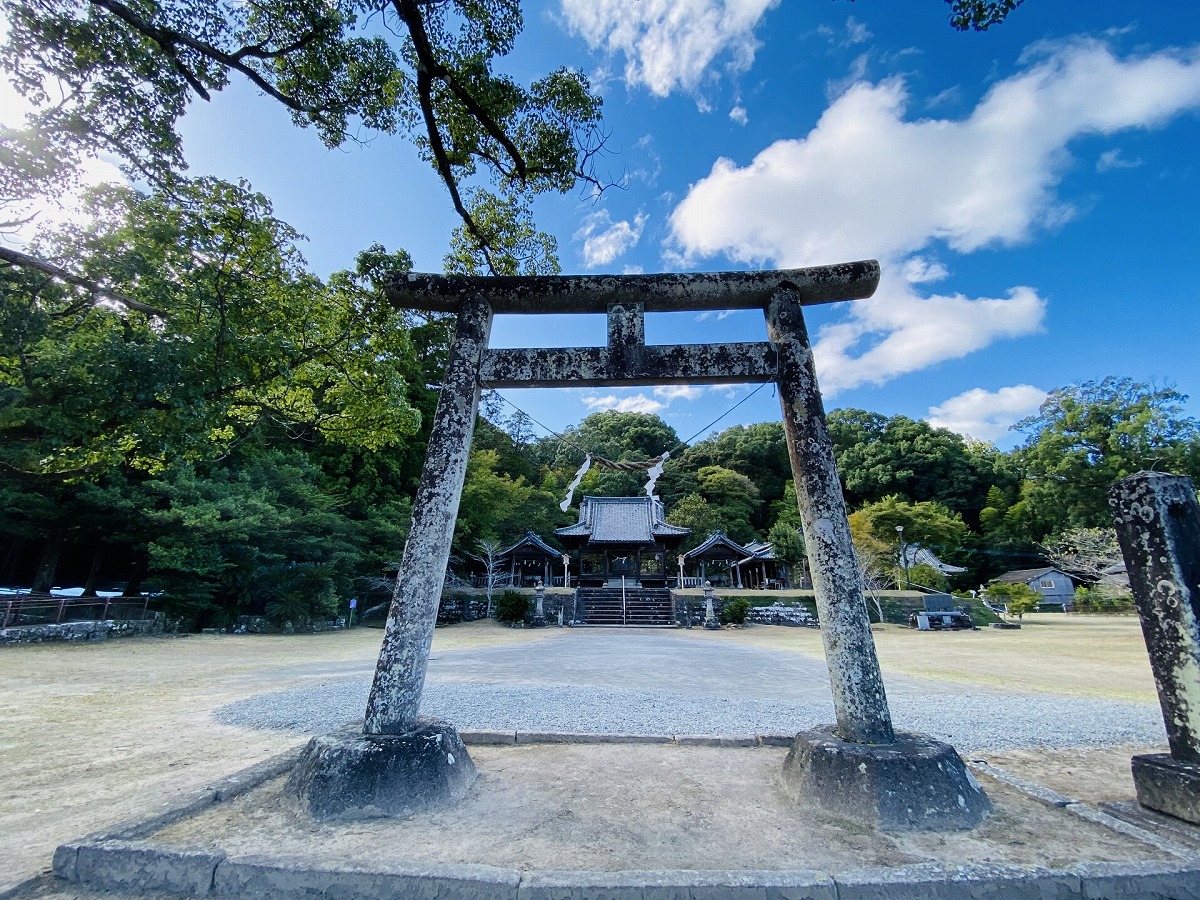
{"left": 499, "top": 531, "right": 561, "bottom": 558}
{"left": 556, "top": 496, "right": 690, "bottom": 545}
{"left": 903, "top": 543, "right": 968, "bottom": 575}
{"left": 684, "top": 530, "right": 750, "bottom": 561}
{"left": 737, "top": 540, "right": 776, "bottom": 565}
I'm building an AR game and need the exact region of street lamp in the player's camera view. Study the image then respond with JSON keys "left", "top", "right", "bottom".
{"left": 895, "top": 525, "right": 910, "bottom": 588}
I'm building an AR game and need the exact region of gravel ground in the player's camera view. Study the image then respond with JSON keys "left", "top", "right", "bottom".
{"left": 214, "top": 677, "right": 1164, "bottom": 751}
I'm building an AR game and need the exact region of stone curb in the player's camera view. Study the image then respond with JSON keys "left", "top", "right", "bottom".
{"left": 968, "top": 759, "right": 1075, "bottom": 807}
{"left": 513, "top": 731, "right": 676, "bottom": 745}
{"left": 1065, "top": 802, "right": 1197, "bottom": 859}
{"left": 459, "top": 731, "right": 798, "bottom": 747}
{"left": 51, "top": 745, "right": 1200, "bottom": 899}
{"left": 968, "top": 760, "right": 1199, "bottom": 860}
{"left": 52, "top": 748, "right": 305, "bottom": 879}
{"left": 53, "top": 843, "right": 1200, "bottom": 900}
{"left": 214, "top": 855, "right": 521, "bottom": 898}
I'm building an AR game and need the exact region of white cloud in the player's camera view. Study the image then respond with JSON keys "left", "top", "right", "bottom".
{"left": 654, "top": 385, "right": 705, "bottom": 401}
{"left": 928, "top": 385, "right": 1049, "bottom": 442}
{"left": 845, "top": 17, "right": 872, "bottom": 46}
{"left": 729, "top": 104, "right": 749, "bottom": 125}
{"left": 575, "top": 209, "right": 648, "bottom": 268}
{"left": 667, "top": 39, "right": 1200, "bottom": 391}
{"left": 819, "top": 16, "right": 872, "bottom": 49}
{"left": 670, "top": 40, "right": 1200, "bottom": 266}
{"left": 560, "top": 0, "right": 779, "bottom": 96}
{"left": 582, "top": 393, "right": 666, "bottom": 414}
{"left": 901, "top": 256, "right": 949, "bottom": 284}
{"left": 812, "top": 274, "right": 1047, "bottom": 394}
{"left": 1096, "top": 148, "right": 1143, "bottom": 172}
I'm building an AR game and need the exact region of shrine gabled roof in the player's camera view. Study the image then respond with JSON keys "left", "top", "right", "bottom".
{"left": 555, "top": 496, "right": 690, "bottom": 545}
{"left": 903, "top": 543, "right": 968, "bottom": 575}
{"left": 684, "top": 530, "right": 750, "bottom": 561}
{"left": 499, "top": 531, "right": 561, "bottom": 559}
{"left": 993, "top": 566, "right": 1064, "bottom": 584}
{"left": 737, "top": 541, "right": 776, "bottom": 565}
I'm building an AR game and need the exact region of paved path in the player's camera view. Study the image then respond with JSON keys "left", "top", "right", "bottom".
{"left": 215, "top": 628, "right": 1166, "bottom": 750}
{"left": 425, "top": 627, "right": 969, "bottom": 698}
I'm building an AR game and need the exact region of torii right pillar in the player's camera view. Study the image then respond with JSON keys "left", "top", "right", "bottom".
{"left": 766, "top": 286, "right": 991, "bottom": 830}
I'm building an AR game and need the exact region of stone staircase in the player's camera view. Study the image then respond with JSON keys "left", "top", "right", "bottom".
{"left": 571, "top": 587, "right": 675, "bottom": 627}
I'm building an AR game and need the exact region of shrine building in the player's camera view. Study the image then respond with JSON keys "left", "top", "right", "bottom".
{"left": 555, "top": 496, "right": 690, "bottom": 588}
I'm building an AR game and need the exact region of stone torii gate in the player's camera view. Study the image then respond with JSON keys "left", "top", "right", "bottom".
{"left": 287, "top": 263, "right": 990, "bottom": 830}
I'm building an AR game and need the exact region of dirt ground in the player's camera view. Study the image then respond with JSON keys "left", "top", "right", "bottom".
{"left": 150, "top": 743, "right": 1166, "bottom": 873}
{"left": 0, "top": 614, "right": 1172, "bottom": 897}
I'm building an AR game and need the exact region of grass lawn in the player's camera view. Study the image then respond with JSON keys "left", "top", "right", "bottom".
{"left": 684, "top": 612, "right": 1158, "bottom": 703}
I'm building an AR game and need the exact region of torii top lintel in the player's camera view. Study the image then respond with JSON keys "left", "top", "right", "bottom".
{"left": 385, "top": 260, "right": 880, "bottom": 314}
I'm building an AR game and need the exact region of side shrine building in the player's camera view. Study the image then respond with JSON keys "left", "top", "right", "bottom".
{"left": 555, "top": 496, "right": 690, "bottom": 588}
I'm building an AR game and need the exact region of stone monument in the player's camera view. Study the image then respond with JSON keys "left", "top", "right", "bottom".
{"left": 1110, "top": 471, "right": 1200, "bottom": 824}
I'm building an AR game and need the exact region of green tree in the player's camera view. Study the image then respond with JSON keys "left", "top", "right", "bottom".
{"left": 547, "top": 411, "right": 681, "bottom": 497}
{"left": 679, "top": 423, "right": 789, "bottom": 529}
{"left": 454, "top": 448, "right": 564, "bottom": 552}
{"left": 666, "top": 493, "right": 721, "bottom": 553}
{"left": 769, "top": 480, "right": 804, "bottom": 529}
{"left": 141, "top": 448, "right": 365, "bottom": 629}
{"left": 767, "top": 521, "right": 807, "bottom": 586}
{"left": 2, "top": 0, "right": 606, "bottom": 277}
{"left": 945, "top": 0, "right": 1026, "bottom": 31}
{"left": 1, "top": 180, "right": 425, "bottom": 478}
{"left": 827, "top": 410, "right": 987, "bottom": 516}
{"left": 985, "top": 581, "right": 1040, "bottom": 620}
{"left": 258, "top": 561, "right": 339, "bottom": 628}
{"left": 0, "top": 183, "right": 427, "bottom": 605}
{"left": 694, "top": 465, "right": 760, "bottom": 544}
{"left": 849, "top": 495, "right": 969, "bottom": 555}
{"left": 1015, "top": 378, "right": 1200, "bottom": 534}
{"left": 906, "top": 562, "right": 949, "bottom": 593}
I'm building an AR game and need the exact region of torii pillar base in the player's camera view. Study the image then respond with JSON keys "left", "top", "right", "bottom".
{"left": 781, "top": 725, "right": 991, "bottom": 831}
{"left": 1131, "top": 754, "right": 1200, "bottom": 825}
{"left": 285, "top": 721, "right": 476, "bottom": 822}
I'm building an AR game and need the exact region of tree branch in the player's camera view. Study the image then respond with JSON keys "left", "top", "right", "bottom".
{"left": 412, "top": 64, "right": 497, "bottom": 272}
{"left": 393, "top": 0, "right": 528, "bottom": 182}
{"left": 89, "top": 0, "right": 345, "bottom": 135}
{"left": 0, "top": 246, "right": 168, "bottom": 319}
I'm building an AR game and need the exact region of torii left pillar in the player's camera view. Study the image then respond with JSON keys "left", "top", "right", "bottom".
{"left": 285, "top": 295, "right": 491, "bottom": 820}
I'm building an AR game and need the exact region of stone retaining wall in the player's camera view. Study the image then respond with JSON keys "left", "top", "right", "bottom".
{"left": 0, "top": 615, "right": 165, "bottom": 646}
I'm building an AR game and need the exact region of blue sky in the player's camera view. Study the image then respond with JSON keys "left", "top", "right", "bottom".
{"left": 10, "top": 2, "right": 1200, "bottom": 450}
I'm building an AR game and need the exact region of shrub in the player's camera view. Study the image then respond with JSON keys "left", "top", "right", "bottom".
{"left": 985, "top": 581, "right": 1040, "bottom": 619}
{"left": 721, "top": 597, "right": 751, "bottom": 625}
{"left": 258, "top": 561, "right": 337, "bottom": 627}
{"left": 903, "top": 563, "right": 949, "bottom": 593}
{"left": 1072, "top": 586, "right": 1136, "bottom": 614}
{"left": 495, "top": 589, "right": 530, "bottom": 624}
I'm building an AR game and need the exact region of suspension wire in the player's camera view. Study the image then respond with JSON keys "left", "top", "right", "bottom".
{"left": 489, "top": 393, "right": 593, "bottom": 459}
{"left": 674, "top": 381, "right": 771, "bottom": 451}
{"left": 490, "top": 380, "right": 774, "bottom": 468}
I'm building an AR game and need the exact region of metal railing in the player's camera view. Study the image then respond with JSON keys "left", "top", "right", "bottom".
{"left": 1, "top": 593, "right": 151, "bottom": 629}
